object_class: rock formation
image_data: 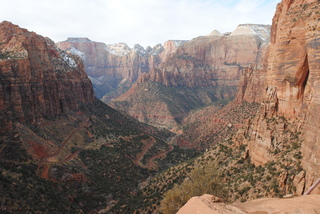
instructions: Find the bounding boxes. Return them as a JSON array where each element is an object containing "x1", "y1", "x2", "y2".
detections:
[
  {"x1": 0, "y1": 21, "x2": 94, "y2": 129},
  {"x1": 177, "y1": 194, "x2": 320, "y2": 214},
  {"x1": 56, "y1": 38, "x2": 186, "y2": 99},
  {"x1": 0, "y1": 21, "x2": 186, "y2": 213},
  {"x1": 139, "y1": 24, "x2": 270, "y2": 88},
  {"x1": 110, "y1": 24, "x2": 270, "y2": 129},
  {"x1": 237, "y1": 0, "x2": 320, "y2": 193}
]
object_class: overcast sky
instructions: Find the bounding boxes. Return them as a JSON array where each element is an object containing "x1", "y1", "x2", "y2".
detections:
[{"x1": 0, "y1": 0, "x2": 280, "y2": 48}]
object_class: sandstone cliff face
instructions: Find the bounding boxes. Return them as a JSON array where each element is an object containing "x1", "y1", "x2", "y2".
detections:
[
  {"x1": 235, "y1": 47, "x2": 269, "y2": 104},
  {"x1": 159, "y1": 40, "x2": 188, "y2": 62},
  {"x1": 0, "y1": 21, "x2": 95, "y2": 128},
  {"x1": 268, "y1": 1, "x2": 320, "y2": 190},
  {"x1": 56, "y1": 38, "x2": 186, "y2": 99},
  {"x1": 240, "y1": 0, "x2": 320, "y2": 193},
  {"x1": 110, "y1": 25, "x2": 270, "y2": 129},
  {"x1": 139, "y1": 24, "x2": 270, "y2": 89}
]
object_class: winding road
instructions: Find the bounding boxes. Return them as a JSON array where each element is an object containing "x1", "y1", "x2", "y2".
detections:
[{"x1": 134, "y1": 136, "x2": 174, "y2": 168}]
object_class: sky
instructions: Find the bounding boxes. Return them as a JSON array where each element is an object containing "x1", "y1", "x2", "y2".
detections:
[{"x1": 0, "y1": 0, "x2": 280, "y2": 48}]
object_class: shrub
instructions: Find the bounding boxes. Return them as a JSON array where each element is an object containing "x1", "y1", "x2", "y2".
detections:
[{"x1": 160, "y1": 161, "x2": 227, "y2": 214}]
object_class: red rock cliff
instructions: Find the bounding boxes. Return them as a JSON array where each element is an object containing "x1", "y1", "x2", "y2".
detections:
[
  {"x1": 139, "y1": 24, "x2": 270, "y2": 89},
  {"x1": 57, "y1": 40, "x2": 153, "y2": 81},
  {"x1": 0, "y1": 21, "x2": 95, "y2": 128},
  {"x1": 242, "y1": 0, "x2": 320, "y2": 193},
  {"x1": 110, "y1": 25, "x2": 270, "y2": 129},
  {"x1": 56, "y1": 39, "x2": 186, "y2": 99}
]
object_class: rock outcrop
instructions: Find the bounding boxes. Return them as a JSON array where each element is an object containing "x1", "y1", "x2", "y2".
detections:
[
  {"x1": 238, "y1": 0, "x2": 320, "y2": 193},
  {"x1": 0, "y1": 21, "x2": 183, "y2": 213},
  {"x1": 177, "y1": 194, "x2": 320, "y2": 214},
  {"x1": 0, "y1": 21, "x2": 94, "y2": 128},
  {"x1": 110, "y1": 24, "x2": 270, "y2": 129},
  {"x1": 139, "y1": 24, "x2": 270, "y2": 88},
  {"x1": 56, "y1": 38, "x2": 186, "y2": 99}
]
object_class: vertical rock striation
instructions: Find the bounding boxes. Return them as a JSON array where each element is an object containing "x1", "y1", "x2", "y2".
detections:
[
  {"x1": 241, "y1": 0, "x2": 320, "y2": 193},
  {"x1": 138, "y1": 24, "x2": 270, "y2": 88},
  {"x1": 110, "y1": 24, "x2": 270, "y2": 129},
  {"x1": 56, "y1": 38, "x2": 187, "y2": 100},
  {"x1": 0, "y1": 21, "x2": 95, "y2": 129}
]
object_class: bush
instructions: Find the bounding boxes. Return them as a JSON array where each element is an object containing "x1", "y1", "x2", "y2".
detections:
[{"x1": 160, "y1": 161, "x2": 227, "y2": 214}]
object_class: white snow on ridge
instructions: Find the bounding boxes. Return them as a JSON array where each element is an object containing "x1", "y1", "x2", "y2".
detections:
[
  {"x1": 59, "y1": 51, "x2": 77, "y2": 68},
  {"x1": 134, "y1": 44, "x2": 146, "y2": 56},
  {"x1": 148, "y1": 44, "x2": 164, "y2": 55},
  {"x1": 68, "y1": 47, "x2": 86, "y2": 60},
  {"x1": 173, "y1": 40, "x2": 188, "y2": 47},
  {"x1": 104, "y1": 41, "x2": 187, "y2": 57},
  {"x1": 105, "y1": 43, "x2": 131, "y2": 56},
  {"x1": 230, "y1": 24, "x2": 271, "y2": 41}
]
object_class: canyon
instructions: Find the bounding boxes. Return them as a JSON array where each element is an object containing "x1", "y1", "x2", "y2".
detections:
[
  {"x1": 1, "y1": 0, "x2": 320, "y2": 212},
  {"x1": 176, "y1": 0, "x2": 320, "y2": 212},
  {"x1": 110, "y1": 24, "x2": 271, "y2": 129},
  {"x1": 57, "y1": 38, "x2": 187, "y2": 100},
  {"x1": 0, "y1": 21, "x2": 195, "y2": 213}
]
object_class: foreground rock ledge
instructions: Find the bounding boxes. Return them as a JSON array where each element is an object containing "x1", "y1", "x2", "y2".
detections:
[{"x1": 177, "y1": 194, "x2": 320, "y2": 214}]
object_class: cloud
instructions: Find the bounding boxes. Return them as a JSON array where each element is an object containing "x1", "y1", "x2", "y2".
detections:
[{"x1": 0, "y1": 0, "x2": 280, "y2": 48}]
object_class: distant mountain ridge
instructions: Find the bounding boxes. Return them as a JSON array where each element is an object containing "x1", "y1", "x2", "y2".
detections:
[
  {"x1": 109, "y1": 24, "x2": 271, "y2": 129},
  {"x1": 57, "y1": 38, "x2": 187, "y2": 100},
  {"x1": 0, "y1": 21, "x2": 199, "y2": 213}
]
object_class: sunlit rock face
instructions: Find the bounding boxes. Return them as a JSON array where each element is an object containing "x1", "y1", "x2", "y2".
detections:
[
  {"x1": 0, "y1": 21, "x2": 94, "y2": 129},
  {"x1": 242, "y1": 0, "x2": 320, "y2": 192},
  {"x1": 139, "y1": 24, "x2": 271, "y2": 88},
  {"x1": 57, "y1": 38, "x2": 187, "y2": 100},
  {"x1": 109, "y1": 24, "x2": 270, "y2": 129},
  {"x1": 177, "y1": 194, "x2": 320, "y2": 214}
]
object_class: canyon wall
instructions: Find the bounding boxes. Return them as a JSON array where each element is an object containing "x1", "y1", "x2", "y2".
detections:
[
  {"x1": 240, "y1": 0, "x2": 320, "y2": 192},
  {"x1": 110, "y1": 24, "x2": 270, "y2": 129},
  {"x1": 0, "y1": 21, "x2": 95, "y2": 128},
  {"x1": 56, "y1": 38, "x2": 187, "y2": 99},
  {"x1": 138, "y1": 24, "x2": 270, "y2": 88}
]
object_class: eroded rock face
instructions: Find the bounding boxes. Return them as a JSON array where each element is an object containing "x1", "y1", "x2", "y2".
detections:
[
  {"x1": 242, "y1": 0, "x2": 320, "y2": 192},
  {"x1": 139, "y1": 24, "x2": 270, "y2": 88},
  {"x1": 56, "y1": 38, "x2": 186, "y2": 99},
  {"x1": 267, "y1": 0, "x2": 319, "y2": 118},
  {"x1": 159, "y1": 40, "x2": 188, "y2": 62},
  {"x1": 0, "y1": 21, "x2": 94, "y2": 128},
  {"x1": 110, "y1": 24, "x2": 270, "y2": 129}
]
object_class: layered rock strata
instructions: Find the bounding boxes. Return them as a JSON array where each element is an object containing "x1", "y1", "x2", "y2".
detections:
[
  {"x1": 239, "y1": 0, "x2": 320, "y2": 193},
  {"x1": 110, "y1": 24, "x2": 270, "y2": 129},
  {"x1": 139, "y1": 24, "x2": 270, "y2": 88},
  {"x1": 56, "y1": 38, "x2": 187, "y2": 99},
  {"x1": 0, "y1": 21, "x2": 95, "y2": 128}
]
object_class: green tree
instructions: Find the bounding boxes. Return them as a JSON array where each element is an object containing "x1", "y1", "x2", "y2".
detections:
[{"x1": 160, "y1": 161, "x2": 227, "y2": 214}]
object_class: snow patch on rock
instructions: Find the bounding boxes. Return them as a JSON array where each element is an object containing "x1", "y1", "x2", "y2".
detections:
[
  {"x1": 68, "y1": 47, "x2": 86, "y2": 60},
  {"x1": 230, "y1": 24, "x2": 271, "y2": 41},
  {"x1": 105, "y1": 43, "x2": 131, "y2": 56},
  {"x1": 173, "y1": 40, "x2": 188, "y2": 47},
  {"x1": 146, "y1": 44, "x2": 164, "y2": 55},
  {"x1": 59, "y1": 50, "x2": 77, "y2": 68},
  {"x1": 134, "y1": 44, "x2": 146, "y2": 56}
]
